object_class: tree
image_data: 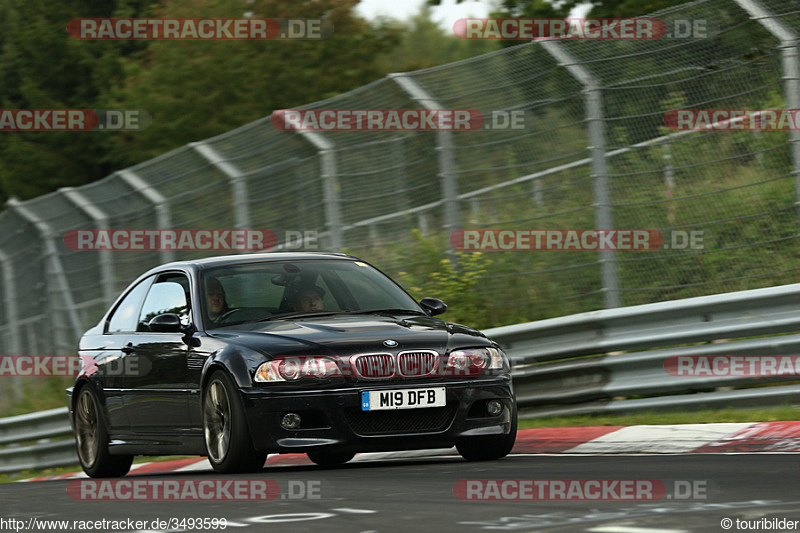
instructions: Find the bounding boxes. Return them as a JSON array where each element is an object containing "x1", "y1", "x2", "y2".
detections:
[
  {"x1": 104, "y1": 0, "x2": 402, "y2": 166},
  {"x1": 0, "y1": 0, "x2": 152, "y2": 202},
  {"x1": 0, "y1": 0, "x2": 401, "y2": 200},
  {"x1": 375, "y1": 6, "x2": 499, "y2": 73}
]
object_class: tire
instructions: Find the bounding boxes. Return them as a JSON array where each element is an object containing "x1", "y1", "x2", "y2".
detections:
[
  {"x1": 203, "y1": 371, "x2": 267, "y2": 473},
  {"x1": 73, "y1": 385, "x2": 133, "y2": 478},
  {"x1": 456, "y1": 406, "x2": 517, "y2": 461},
  {"x1": 307, "y1": 449, "x2": 356, "y2": 467}
]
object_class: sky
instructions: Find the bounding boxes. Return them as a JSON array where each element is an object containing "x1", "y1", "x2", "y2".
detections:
[
  {"x1": 355, "y1": 0, "x2": 494, "y2": 29},
  {"x1": 355, "y1": 0, "x2": 592, "y2": 30}
]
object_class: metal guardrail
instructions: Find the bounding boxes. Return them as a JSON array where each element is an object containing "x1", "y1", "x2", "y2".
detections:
[
  {"x1": 485, "y1": 282, "x2": 800, "y2": 362},
  {"x1": 0, "y1": 408, "x2": 74, "y2": 474},
  {"x1": 1, "y1": 283, "x2": 799, "y2": 473},
  {"x1": 484, "y1": 283, "x2": 800, "y2": 418}
]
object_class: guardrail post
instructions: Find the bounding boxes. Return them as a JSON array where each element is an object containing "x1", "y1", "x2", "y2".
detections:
[
  {"x1": 116, "y1": 169, "x2": 175, "y2": 264},
  {"x1": 190, "y1": 141, "x2": 251, "y2": 240},
  {"x1": 60, "y1": 187, "x2": 116, "y2": 308},
  {"x1": 7, "y1": 198, "x2": 84, "y2": 353},
  {"x1": 733, "y1": 0, "x2": 800, "y2": 230},
  {"x1": 391, "y1": 73, "x2": 461, "y2": 264},
  {"x1": 539, "y1": 41, "x2": 620, "y2": 308},
  {"x1": 296, "y1": 132, "x2": 342, "y2": 251}
]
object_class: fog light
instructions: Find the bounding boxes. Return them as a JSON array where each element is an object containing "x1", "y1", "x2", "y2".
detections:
[
  {"x1": 281, "y1": 413, "x2": 301, "y2": 429},
  {"x1": 486, "y1": 400, "x2": 503, "y2": 416}
]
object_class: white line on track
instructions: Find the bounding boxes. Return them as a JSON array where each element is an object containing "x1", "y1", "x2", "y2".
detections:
[{"x1": 588, "y1": 526, "x2": 688, "y2": 533}]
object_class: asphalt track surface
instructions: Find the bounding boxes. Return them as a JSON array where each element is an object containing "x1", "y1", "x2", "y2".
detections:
[{"x1": 3, "y1": 454, "x2": 799, "y2": 532}]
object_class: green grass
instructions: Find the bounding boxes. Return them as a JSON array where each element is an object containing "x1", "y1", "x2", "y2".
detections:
[
  {"x1": 0, "y1": 466, "x2": 77, "y2": 483},
  {"x1": 0, "y1": 455, "x2": 199, "y2": 484},
  {"x1": 518, "y1": 405, "x2": 800, "y2": 429}
]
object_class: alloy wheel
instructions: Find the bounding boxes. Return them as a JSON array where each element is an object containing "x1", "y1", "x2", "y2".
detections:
[{"x1": 204, "y1": 379, "x2": 232, "y2": 463}]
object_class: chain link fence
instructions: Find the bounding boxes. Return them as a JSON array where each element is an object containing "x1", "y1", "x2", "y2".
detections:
[{"x1": 1, "y1": 0, "x2": 799, "y2": 409}]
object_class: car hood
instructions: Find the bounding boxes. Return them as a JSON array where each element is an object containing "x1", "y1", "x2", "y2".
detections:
[{"x1": 208, "y1": 314, "x2": 490, "y2": 357}]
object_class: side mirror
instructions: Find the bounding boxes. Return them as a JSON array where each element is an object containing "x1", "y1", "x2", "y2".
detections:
[
  {"x1": 148, "y1": 313, "x2": 183, "y2": 333},
  {"x1": 419, "y1": 297, "x2": 447, "y2": 316}
]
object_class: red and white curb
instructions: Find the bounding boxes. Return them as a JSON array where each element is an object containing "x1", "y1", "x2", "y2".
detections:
[{"x1": 19, "y1": 421, "x2": 800, "y2": 482}]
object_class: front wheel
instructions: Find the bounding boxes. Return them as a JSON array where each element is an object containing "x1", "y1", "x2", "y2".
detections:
[
  {"x1": 307, "y1": 449, "x2": 356, "y2": 467},
  {"x1": 456, "y1": 408, "x2": 517, "y2": 461},
  {"x1": 73, "y1": 385, "x2": 133, "y2": 478},
  {"x1": 203, "y1": 371, "x2": 267, "y2": 473}
]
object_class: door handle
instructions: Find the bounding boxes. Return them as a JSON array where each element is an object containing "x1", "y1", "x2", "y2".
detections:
[{"x1": 121, "y1": 343, "x2": 135, "y2": 355}]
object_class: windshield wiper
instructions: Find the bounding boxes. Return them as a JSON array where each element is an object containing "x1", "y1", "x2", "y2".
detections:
[
  {"x1": 257, "y1": 308, "x2": 428, "y2": 322},
  {"x1": 257, "y1": 310, "x2": 344, "y2": 321},
  {"x1": 344, "y1": 308, "x2": 428, "y2": 317}
]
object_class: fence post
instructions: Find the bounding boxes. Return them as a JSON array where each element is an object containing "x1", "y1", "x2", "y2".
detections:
[
  {"x1": 663, "y1": 143, "x2": 676, "y2": 224},
  {"x1": 7, "y1": 198, "x2": 84, "y2": 354},
  {"x1": 60, "y1": 187, "x2": 115, "y2": 308},
  {"x1": 533, "y1": 179, "x2": 544, "y2": 209},
  {"x1": 0, "y1": 247, "x2": 23, "y2": 403},
  {"x1": 733, "y1": 0, "x2": 800, "y2": 229},
  {"x1": 190, "y1": 141, "x2": 251, "y2": 236},
  {"x1": 116, "y1": 169, "x2": 175, "y2": 264},
  {"x1": 390, "y1": 73, "x2": 461, "y2": 262},
  {"x1": 539, "y1": 40, "x2": 620, "y2": 308},
  {"x1": 296, "y1": 132, "x2": 341, "y2": 251}
]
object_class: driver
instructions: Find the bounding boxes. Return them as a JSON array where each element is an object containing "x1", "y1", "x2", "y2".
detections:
[
  {"x1": 205, "y1": 277, "x2": 230, "y2": 324},
  {"x1": 292, "y1": 286, "x2": 325, "y2": 312}
]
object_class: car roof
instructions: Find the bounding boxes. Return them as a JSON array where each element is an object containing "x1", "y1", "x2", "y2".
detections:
[{"x1": 154, "y1": 251, "x2": 360, "y2": 271}]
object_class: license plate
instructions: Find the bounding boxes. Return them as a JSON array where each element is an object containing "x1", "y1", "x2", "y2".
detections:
[{"x1": 361, "y1": 387, "x2": 446, "y2": 411}]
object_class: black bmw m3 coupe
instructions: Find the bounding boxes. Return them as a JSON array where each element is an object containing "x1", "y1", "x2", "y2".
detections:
[{"x1": 67, "y1": 252, "x2": 517, "y2": 477}]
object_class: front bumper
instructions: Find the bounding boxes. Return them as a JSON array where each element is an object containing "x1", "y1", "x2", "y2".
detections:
[{"x1": 240, "y1": 377, "x2": 515, "y2": 454}]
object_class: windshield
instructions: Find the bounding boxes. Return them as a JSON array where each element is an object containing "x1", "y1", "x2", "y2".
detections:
[{"x1": 200, "y1": 259, "x2": 422, "y2": 327}]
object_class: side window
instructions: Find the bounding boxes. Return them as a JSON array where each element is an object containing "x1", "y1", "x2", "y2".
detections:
[
  {"x1": 107, "y1": 277, "x2": 153, "y2": 333},
  {"x1": 137, "y1": 274, "x2": 191, "y2": 332}
]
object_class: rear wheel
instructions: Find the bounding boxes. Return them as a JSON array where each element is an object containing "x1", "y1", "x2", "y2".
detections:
[
  {"x1": 307, "y1": 449, "x2": 356, "y2": 467},
  {"x1": 456, "y1": 407, "x2": 517, "y2": 461},
  {"x1": 203, "y1": 371, "x2": 267, "y2": 473},
  {"x1": 74, "y1": 386, "x2": 133, "y2": 478}
]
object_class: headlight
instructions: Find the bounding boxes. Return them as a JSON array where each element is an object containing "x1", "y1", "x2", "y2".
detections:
[
  {"x1": 486, "y1": 347, "x2": 509, "y2": 370},
  {"x1": 255, "y1": 356, "x2": 341, "y2": 383},
  {"x1": 445, "y1": 347, "x2": 509, "y2": 376}
]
